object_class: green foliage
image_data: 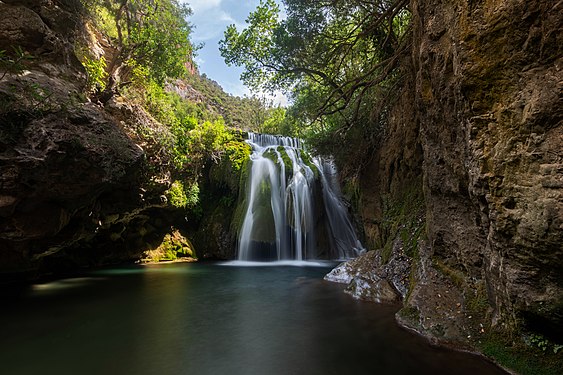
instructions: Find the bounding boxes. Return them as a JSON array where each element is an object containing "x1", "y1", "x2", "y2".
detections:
[
  {"x1": 83, "y1": 0, "x2": 194, "y2": 91},
  {"x1": 526, "y1": 334, "x2": 563, "y2": 355},
  {"x1": 144, "y1": 229, "x2": 196, "y2": 262},
  {"x1": 167, "y1": 180, "x2": 189, "y2": 208},
  {"x1": 225, "y1": 141, "x2": 252, "y2": 171},
  {"x1": 220, "y1": 0, "x2": 411, "y2": 164},
  {"x1": 189, "y1": 118, "x2": 232, "y2": 155},
  {"x1": 220, "y1": 0, "x2": 282, "y2": 90},
  {"x1": 0, "y1": 46, "x2": 34, "y2": 81},
  {"x1": 259, "y1": 107, "x2": 299, "y2": 136},
  {"x1": 184, "y1": 182, "x2": 200, "y2": 208},
  {"x1": 166, "y1": 180, "x2": 200, "y2": 209},
  {"x1": 127, "y1": 77, "x2": 245, "y2": 172},
  {"x1": 479, "y1": 332, "x2": 563, "y2": 375},
  {"x1": 183, "y1": 72, "x2": 271, "y2": 130},
  {"x1": 81, "y1": 55, "x2": 108, "y2": 91}
]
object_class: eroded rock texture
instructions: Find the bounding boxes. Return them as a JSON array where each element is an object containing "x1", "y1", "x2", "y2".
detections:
[
  {"x1": 334, "y1": 0, "x2": 562, "y2": 346},
  {"x1": 0, "y1": 1, "x2": 246, "y2": 277},
  {"x1": 413, "y1": 0, "x2": 562, "y2": 339},
  {"x1": 0, "y1": 1, "x2": 186, "y2": 277}
]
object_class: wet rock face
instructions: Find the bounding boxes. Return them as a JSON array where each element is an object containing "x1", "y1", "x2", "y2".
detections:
[
  {"x1": 192, "y1": 156, "x2": 244, "y2": 260},
  {"x1": 332, "y1": 0, "x2": 562, "y2": 347},
  {"x1": 412, "y1": 0, "x2": 562, "y2": 337},
  {"x1": 0, "y1": 1, "x2": 152, "y2": 276},
  {"x1": 325, "y1": 251, "x2": 401, "y2": 303}
]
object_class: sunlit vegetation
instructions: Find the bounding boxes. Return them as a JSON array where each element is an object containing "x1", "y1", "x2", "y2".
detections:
[
  {"x1": 83, "y1": 0, "x2": 193, "y2": 94},
  {"x1": 183, "y1": 73, "x2": 271, "y2": 131},
  {"x1": 79, "y1": 0, "x2": 273, "y2": 214},
  {"x1": 143, "y1": 228, "x2": 196, "y2": 262},
  {"x1": 0, "y1": 46, "x2": 35, "y2": 81},
  {"x1": 220, "y1": 0, "x2": 411, "y2": 164}
]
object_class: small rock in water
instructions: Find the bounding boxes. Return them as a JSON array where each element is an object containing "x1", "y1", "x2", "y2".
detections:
[{"x1": 324, "y1": 262, "x2": 354, "y2": 284}]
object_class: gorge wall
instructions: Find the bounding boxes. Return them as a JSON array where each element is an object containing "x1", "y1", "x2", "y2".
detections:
[
  {"x1": 338, "y1": 0, "x2": 562, "y2": 352},
  {"x1": 0, "y1": 0, "x2": 242, "y2": 280},
  {"x1": 414, "y1": 0, "x2": 562, "y2": 340}
]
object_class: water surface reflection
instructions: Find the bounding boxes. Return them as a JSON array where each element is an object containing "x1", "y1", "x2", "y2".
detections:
[{"x1": 0, "y1": 263, "x2": 506, "y2": 375}]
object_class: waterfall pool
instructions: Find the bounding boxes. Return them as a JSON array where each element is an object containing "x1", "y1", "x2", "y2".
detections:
[{"x1": 0, "y1": 262, "x2": 506, "y2": 375}]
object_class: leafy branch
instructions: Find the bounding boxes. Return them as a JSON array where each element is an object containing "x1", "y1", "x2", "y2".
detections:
[
  {"x1": 219, "y1": 0, "x2": 411, "y2": 128},
  {"x1": 0, "y1": 46, "x2": 34, "y2": 81}
]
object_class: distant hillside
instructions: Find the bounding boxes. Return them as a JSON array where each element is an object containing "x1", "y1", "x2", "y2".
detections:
[{"x1": 168, "y1": 72, "x2": 268, "y2": 131}]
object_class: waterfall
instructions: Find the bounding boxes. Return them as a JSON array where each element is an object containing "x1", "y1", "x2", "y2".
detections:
[{"x1": 237, "y1": 133, "x2": 363, "y2": 261}]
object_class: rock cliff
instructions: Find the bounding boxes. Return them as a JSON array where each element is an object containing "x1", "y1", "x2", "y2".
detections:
[
  {"x1": 335, "y1": 0, "x2": 562, "y2": 355},
  {"x1": 0, "y1": 0, "x2": 243, "y2": 279},
  {"x1": 0, "y1": 1, "x2": 140, "y2": 276}
]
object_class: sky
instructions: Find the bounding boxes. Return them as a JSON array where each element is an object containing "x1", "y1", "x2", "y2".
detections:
[{"x1": 182, "y1": 0, "x2": 288, "y2": 106}]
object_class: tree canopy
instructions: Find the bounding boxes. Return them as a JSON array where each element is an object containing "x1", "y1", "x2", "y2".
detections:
[
  {"x1": 220, "y1": 0, "x2": 410, "y2": 159},
  {"x1": 84, "y1": 0, "x2": 194, "y2": 96}
]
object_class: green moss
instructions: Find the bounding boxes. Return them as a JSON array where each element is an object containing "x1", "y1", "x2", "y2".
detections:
[
  {"x1": 466, "y1": 281, "x2": 490, "y2": 318},
  {"x1": 143, "y1": 229, "x2": 196, "y2": 262},
  {"x1": 231, "y1": 158, "x2": 251, "y2": 234},
  {"x1": 431, "y1": 262, "x2": 563, "y2": 374},
  {"x1": 342, "y1": 175, "x2": 361, "y2": 212},
  {"x1": 434, "y1": 260, "x2": 466, "y2": 289},
  {"x1": 276, "y1": 146, "x2": 293, "y2": 175},
  {"x1": 238, "y1": 157, "x2": 251, "y2": 193},
  {"x1": 398, "y1": 305, "x2": 421, "y2": 325},
  {"x1": 380, "y1": 179, "x2": 425, "y2": 264},
  {"x1": 299, "y1": 149, "x2": 320, "y2": 178},
  {"x1": 262, "y1": 148, "x2": 279, "y2": 164},
  {"x1": 381, "y1": 240, "x2": 393, "y2": 264},
  {"x1": 478, "y1": 332, "x2": 563, "y2": 375}
]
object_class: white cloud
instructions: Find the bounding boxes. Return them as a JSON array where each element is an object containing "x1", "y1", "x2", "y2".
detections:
[
  {"x1": 223, "y1": 81, "x2": 251, "y2": 98},
  {"x1": 184, "y1": 0, "x2": 222, "y2": 13},
  {"x1": 194, "y1": 56, "x2": 205, "y2": 66},
  {"x1": 191, "y1": 10, "x2": 240, "y2": 42},
  {"x1": 262, "y1": 90, "x2": 289, "y2": 107}
]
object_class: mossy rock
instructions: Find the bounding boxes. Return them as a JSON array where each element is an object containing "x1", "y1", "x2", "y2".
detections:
[
  {"x1": 298, "y1": 149, "x2": 320, "y2": 178},
  {"x1": 142, "y1": 229, "x2": 196, "y2": 262},
  {"x1": 276, "y1": 146, "x2": 293, "y2": 176},
  {"x1": 380, "y1": 178, "x2": 426, "y2": 264}
]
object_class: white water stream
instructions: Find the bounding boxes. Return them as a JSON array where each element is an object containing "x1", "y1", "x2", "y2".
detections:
[{"x1": 237, "y1": 133, "x2": 363, "y2": 261}]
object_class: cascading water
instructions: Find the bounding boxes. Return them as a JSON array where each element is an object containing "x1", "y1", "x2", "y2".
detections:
[{"x1": 237, "y1": 133, "x2": 364, "y2": 261}]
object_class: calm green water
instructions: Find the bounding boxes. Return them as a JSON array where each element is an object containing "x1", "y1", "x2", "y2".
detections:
[{"x1": 0, "y1": 262, "x2": 506, "y2": 375}]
